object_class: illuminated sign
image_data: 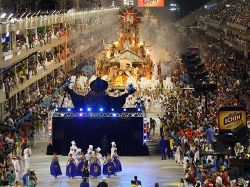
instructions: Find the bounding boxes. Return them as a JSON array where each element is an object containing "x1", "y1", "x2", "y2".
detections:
[
  {"x1": 218, "y1": 108, "x2": 247, "y2": 131},
  {"x1": 138, "y1": 0, "x2": 164, "y2": 7}
]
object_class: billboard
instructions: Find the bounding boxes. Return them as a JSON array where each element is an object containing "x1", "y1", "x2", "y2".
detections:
[
  {"x1": 218, "y1": 107, "x2": 247, "y2": 131},
  {"x1": 138, "y1": 0, "x2": 164, "y2": 7}
]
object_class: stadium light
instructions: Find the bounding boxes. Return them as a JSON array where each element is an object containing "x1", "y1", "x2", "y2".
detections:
[
  {"x1": 111, "y1": 108, "x2": 114, "y2": 111},
  {"x1": 0, "y1": 13, "x2": 6, "y2": 19},
  {"x1": 87, "y1": 107, "x2": 91, "y2": 112},
  {"x1": 55, "y1": 108, "x2": 58, "y2": 112},
  {"x1": 99, "y1": 108, "x2": 104, "y2": 112},
  {"x1": 51, "y1": 10, "x2": 57, "y2": 15},
  {"x1": 7, "y1": 14, "x2": 13, "y2": 19},
  {"x1": 137, "y1": 108, "x2": 141, "y2": 112},
  {"x1": 20, "y1": 12, "x2": 26, "y2": 19},
  {"x1": 123, "y1": 108, "x2": 127, "y2": 111},
  {"x1": 112, "y1": 113, "x2": 117, "y2": 117},
  {"x1": 67, "y1": 108, "x2": 71, "y2": 112},
  {"x1": 26, "y1": 12, "x2": 31, "y2": 19},
  {"x1": 36, "y1": 11, "x2": 41, "y2": 17},
  {"x1": 79, "y1": 108, "x2": 83, "y2": 112}
]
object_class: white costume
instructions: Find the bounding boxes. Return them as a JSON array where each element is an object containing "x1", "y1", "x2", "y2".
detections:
[
  {"x1": 70, "y1": 141, "x2": 78, "y2": 150},
  {"x1": 175, "y1": 145, "x2": 181, "y2": 164},
  {"x1": 85, "y1": 145, "x2": 94, "y2": 161},
  {"x1": 95, "y1": 147, "x2": 103, "y2": 165},
  {"x1": 12, "y1": 158, "x2": 21, "y2": 182},
  {"x1": 69, "y1": 140, "x2": 78, "y2": 156},
  {"x1": 23, "y1": 147, "x2": 32, "y2": 169},
  {"x1": 111, "y1": 142, "x2": 117, "y2": 157}
]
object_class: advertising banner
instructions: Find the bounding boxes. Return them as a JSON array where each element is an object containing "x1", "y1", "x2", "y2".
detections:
[
  {"x1": 218, "y1": 109, "x2": 247, "y2": 131},
  {"x1": 138, "y1": 0, "x2": 164, "y2": 7}
]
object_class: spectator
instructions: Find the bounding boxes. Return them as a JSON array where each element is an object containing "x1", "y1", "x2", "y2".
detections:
[
  {"x1": 97, "y1": 177, "x2": 108, "y2": 187},
  {"x1": 80, "y1": 178, "x2": 89, "y2": 187}
]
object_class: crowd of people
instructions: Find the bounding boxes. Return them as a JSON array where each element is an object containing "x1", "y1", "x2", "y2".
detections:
[{"x1": 155, "y1": 14, "x2": 250, "y2": 187}]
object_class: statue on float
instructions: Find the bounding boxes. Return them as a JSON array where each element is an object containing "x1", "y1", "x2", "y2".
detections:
[{"x1": 65, "y1": 77, "x2": 136, "y2": 109}]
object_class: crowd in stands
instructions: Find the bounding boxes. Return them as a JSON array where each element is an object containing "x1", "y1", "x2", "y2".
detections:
[
  {"x1": 155, "y1": 17, "x2": 250, "y2": 186},
  {"x1": 207, "y1": 0, "x2": 249, "y2": 27}
]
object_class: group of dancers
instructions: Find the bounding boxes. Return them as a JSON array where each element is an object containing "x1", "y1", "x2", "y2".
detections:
[{"x1": 50, "y1": 141, "x2": 122, "y2": 179}]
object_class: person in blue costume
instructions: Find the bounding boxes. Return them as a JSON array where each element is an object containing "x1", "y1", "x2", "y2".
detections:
[
  {"x1": 90, "y1": 154, "x2": 101, "y2": 178},
  {"x1": 103, "y1": 154, "x2": 115, "y2": 178},
  {"x1": 77, "y1": 154, "x2": 86, "y2": 176},
  {"x1": 112, "y1": 150, "x2": 122, "y2": 173},
  {"x1": 66, "y1": 154, "x2": 77, "y2": 179},
  {"x1": 50, "y1": 153, "x2": 62, "y2": 178},
  {"x1": 80, "y1": 177, "x2": 90, "y2": 187}
]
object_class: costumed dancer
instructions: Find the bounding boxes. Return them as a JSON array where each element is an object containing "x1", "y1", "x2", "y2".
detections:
[
  {"x1": 68, "y1": 141, "x2": 78, "y2": 156},
  {"x1": 69, "y1": 141, "x2": 78, "y2": 152},
  {"x1": 103, "y1": 154, "x2": 115, "y2": 178},
  {"x1": 50, "y1": 153, "x2": 62, "y2": 178},
  {"x1": 95, "y1": 147, "x2": 103, "y2": 165},
  {"x1": 81, "y1": 161, "x2": 90, "y2": 179},
  {"x1": 23, "y1": 145, "x2": 32, "y2": 169},
  {"x1": 12, "y1": 156, "x2": 21, "y2": 183},
  {"x1": 85, "y1": 145, "x2": 94, "y2": 161},
  {"x1": 112, "y1": 150, "x2": 122, "y2": 173},
  {"x1": 66, "y1": 154, "x2": 77, "y2": 179},
  {"x1": 111, "y1": 142, "x2": 117, "y2": 157},
  {"x1": 77, "y1": 150, "x2": 86, "y2": 176},
  {"x1": 90, "y1": 153, "x2": 101, "y2": 178}
]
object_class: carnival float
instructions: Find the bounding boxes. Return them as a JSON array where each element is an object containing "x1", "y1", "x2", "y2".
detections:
[{"x1": 95, "y1": 7, "x2": 154, "y2": 89}]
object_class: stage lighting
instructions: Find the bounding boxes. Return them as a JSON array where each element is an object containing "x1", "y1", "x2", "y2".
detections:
[
  {"x1": 60, "y1": 113, "x2": 65, "y2": 117},
  {"x1": 99, "y1": 108, "x2": 104, "y2": 112},
  {"x1": 144, "y1": 133, "x2": 147, "y2": 136},
  {"x1": 123, "y1": 108, "x2": 127, "y2": 111},
  {"x1": 137, "y1": 108, "x2": 141, "y2": 112},
  {"x1": 87, "y1": 108, "x2": 91, "y2": 112},
  {"x1": 143, "y1": 139, "x2": 147, "y2": 143},
  {"x1": 111, "y1": 108, "x2": 114, "y2": 111},
  {"x1": 79, "y1": 113, "x2": 83, "y2": 117},
  {"x1": 55, "y1": 108, "x2": 58, "y2": 112},
  {"x1": 112, "y1": 113, "x2": 117, "y2": 117},
  {"x1": 80, "y1": 108, "x2": 83, "y2": 112},
  {"x1": 67, "y1": 108, "x2": 71, "y2": 112}
]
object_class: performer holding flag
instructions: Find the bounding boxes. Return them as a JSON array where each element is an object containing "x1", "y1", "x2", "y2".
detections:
[{"x1": 50, "y1": 153, "x2": 62, "y2": 178}]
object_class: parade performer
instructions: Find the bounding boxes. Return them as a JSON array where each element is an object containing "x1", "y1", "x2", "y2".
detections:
[
  {"x1": 85, "y1": 145, "x2": 94, "y2": 161},
  {"x1": 66, "y1": 154, "x2": 77, "y2": 179},
  {"x1": 111, "y1": 142, "x2": 117, "y2": 157},
  {"x1": 95, "y1": 147, "x2": 103, "y2": 165},
  {"x1": 50, "y1": 153, "x2": 62, "y2": 178},
  {"x1": 95, "y1": 147, "x2": 103, "y2": 160},
  {"x1": 69, "y1": 141, "x2": 78, "y2": 152},
  {"x1": 81, "y1": 161, "x2": 90, "y2": 179},
  {"x1": 77, "y1": 150, "x2": 86, "y2": 176},
  {"x1": 103, "y1": 154, "x2": 115, "y2": 178},
  {"x1": 23, "y1": 145, "x2": 32, "y2": 169},
  {"x1": 12, "y1": 156, "x2": 21, "y2": 183},
  {"x1": 112, "y1": 150, "x2": 122, "y2": 173},
  {"x1": 90, "y1": 154, "x2": 101, "y2": 178},
  {"x1": 77, "y1": 159, "x2": 86, "y2": 176},
  {"x1": 159, "y1": 137, "x2": 167, "y2": 160}
]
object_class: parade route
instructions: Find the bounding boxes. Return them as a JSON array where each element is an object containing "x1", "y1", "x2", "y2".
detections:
[{"x1": 30, "y1": 138, "x2": 183, "y2": 187}]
